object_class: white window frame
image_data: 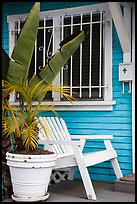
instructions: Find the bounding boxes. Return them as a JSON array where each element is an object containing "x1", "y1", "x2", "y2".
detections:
[{"x1": 7, "y1": 3, "x2": 116, "y2": 111}]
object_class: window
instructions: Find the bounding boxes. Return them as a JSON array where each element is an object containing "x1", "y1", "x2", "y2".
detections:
[{"x1": 7, "y1": 3, "x2": 115, "y2": 110}]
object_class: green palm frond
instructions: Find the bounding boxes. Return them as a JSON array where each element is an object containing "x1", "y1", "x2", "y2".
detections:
[
  {"x1": 3, "y1": 80, "x2": 26, "y2": 100},
  {"x1": 37, "y1": 118, "x2": 53, "y2": 140},
  {"x1": 2, "y1": 97, "x2": 21, "y2": 137},
  {"x1": 33, "y1": 103, "x2": 57, "y2": 119},
  {"x1": 43, "y1": 84, "x2": 76, "y2": 102},
  {"x1": 30, "y1": 79, "x2": 47, "y2": 100},
  {"x1": 21, "y1": 119, "x2": 38, "y2": 151},
  {"x1": 2, "y1": 77, "x2": 77, "y2": 151},
  {"x1": 2, "y1": 115, "x2": 14, "y2": 139}
]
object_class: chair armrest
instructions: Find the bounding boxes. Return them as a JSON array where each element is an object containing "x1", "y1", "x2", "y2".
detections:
[
  {"x1": 38, "y1": 139, "x2": 81, "y2": 146},
  {"x1": 70, "y1": 135, "x2": 113, "y2": 140}
]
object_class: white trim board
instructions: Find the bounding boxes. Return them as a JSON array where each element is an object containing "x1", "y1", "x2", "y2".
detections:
[
  {"x1": 10, "y1": 100, "x2": 116, "y2": 111},
  {"x1": 108, "y1": 2, "x2": 131, "y2": 54}
]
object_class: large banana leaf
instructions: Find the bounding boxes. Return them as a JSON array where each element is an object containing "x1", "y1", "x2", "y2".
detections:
[
  {"x1": 28, "y1": 30, "x2": 87, "y2": 97},
  {"x1": 5, "y1": 2, "x2": 40, "y2": 83},
  {"x1": 3, "y1": 1, "x2": 87, "y2": 102}
]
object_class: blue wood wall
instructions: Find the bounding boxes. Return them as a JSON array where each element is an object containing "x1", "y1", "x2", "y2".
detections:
[{"x1": 2, "y1": 2, "x2": 132, "y2": 182}]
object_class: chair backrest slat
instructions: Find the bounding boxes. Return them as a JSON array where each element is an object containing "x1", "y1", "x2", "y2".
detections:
[
  {"x1": 37, "y1": 117, "x2": 74, "y2": 155},
  {"x1": 54, "y1": 117, "x2": 73, "y2": 153},
  {"x1": 46, "y1": 117, "x2": 65, "y2": 154},
  {"x1": 50, "y1": 117, "x2": 70, "y2": 153},
  {"x1": 38, "y1": 117, "x2": 61, "y2": 154}
]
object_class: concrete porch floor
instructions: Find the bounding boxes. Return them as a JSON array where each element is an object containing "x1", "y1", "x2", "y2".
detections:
[{"x1": 2, "y1": 179, "x2": 135, "y2": 202}]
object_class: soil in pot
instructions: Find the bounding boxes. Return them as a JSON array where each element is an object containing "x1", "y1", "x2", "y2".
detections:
[{"x1": 9, "y1": 147, "x2": 54, "y2": 155}]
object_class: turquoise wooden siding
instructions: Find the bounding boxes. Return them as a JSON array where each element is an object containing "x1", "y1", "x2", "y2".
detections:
[{"x1": 2, "y1": 2, "x2": 132, "y2": 182}]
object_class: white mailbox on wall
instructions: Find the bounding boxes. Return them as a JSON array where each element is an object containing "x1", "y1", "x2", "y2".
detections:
[
  {"x1": 119, "y1": 63, "x2": 133, "y2": 93},
  {"x1": 119, "y1": 63, "x2": 133, "y2": 82}
]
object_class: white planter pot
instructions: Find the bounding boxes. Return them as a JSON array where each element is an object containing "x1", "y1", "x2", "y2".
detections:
[{"x1": 6, "y1": 151, "x2": 57, "y2": 202}]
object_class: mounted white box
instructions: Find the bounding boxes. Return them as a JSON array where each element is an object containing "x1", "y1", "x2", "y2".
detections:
[{"x1": 119, "y1": 63, "x2": 133, "y2": 81}]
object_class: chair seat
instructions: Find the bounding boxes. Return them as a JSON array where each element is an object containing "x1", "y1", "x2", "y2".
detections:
[
  {"x1": 54, "y1": 155, "x2": 77, "y2": 169},
  {"x1": 57, "y1": 152, "x2": 74, "y2": 159}
]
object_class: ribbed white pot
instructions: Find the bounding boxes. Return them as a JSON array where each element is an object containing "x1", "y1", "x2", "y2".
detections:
[{"x1": 6, "y1": 151, "x2": 57, "y2": 202}]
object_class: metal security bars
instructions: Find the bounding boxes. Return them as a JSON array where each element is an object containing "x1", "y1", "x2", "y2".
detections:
[
  {"x1": 59, "y1": 11, "x2": 106, "y2": 100},
  {"x1": 14, "y1": 10, "x2": 108, "y2": 101}
]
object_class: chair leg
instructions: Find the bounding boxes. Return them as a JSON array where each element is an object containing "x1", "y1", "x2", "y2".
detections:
[
  {"x1": 73, "y1": 146, "x2": 97, "y2": 200},
  {"x1": 104, "y1": 140, "x2": 123, "y2": 179},
  {"x1": 78, "y1": 165, "x2": 97, "y2": 200},
  {"x1": 111, "y1": 158, "x2": 123, "y2": 179}
]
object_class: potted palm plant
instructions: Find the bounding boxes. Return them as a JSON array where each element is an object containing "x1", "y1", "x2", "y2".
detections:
[
  {"x1": 2, "y1": 79, "x2": 73, "y2": 202},
  {"x1": 2, "y1": 2, "x2": 87, "y2": 202}
]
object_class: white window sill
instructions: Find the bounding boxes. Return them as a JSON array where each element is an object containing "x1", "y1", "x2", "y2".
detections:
[{"x1": 10, "y1": 100, "x2": 116, "y2": 111}]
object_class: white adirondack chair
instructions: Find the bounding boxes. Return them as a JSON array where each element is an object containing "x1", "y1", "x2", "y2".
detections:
[{"x1": 37, "y1": 116, "x2": 123, "y2": 200}]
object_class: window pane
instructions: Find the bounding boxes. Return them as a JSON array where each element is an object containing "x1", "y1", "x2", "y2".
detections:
[{"x1": 62, "y1": 13, "x2": 103, "y2": 100}]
